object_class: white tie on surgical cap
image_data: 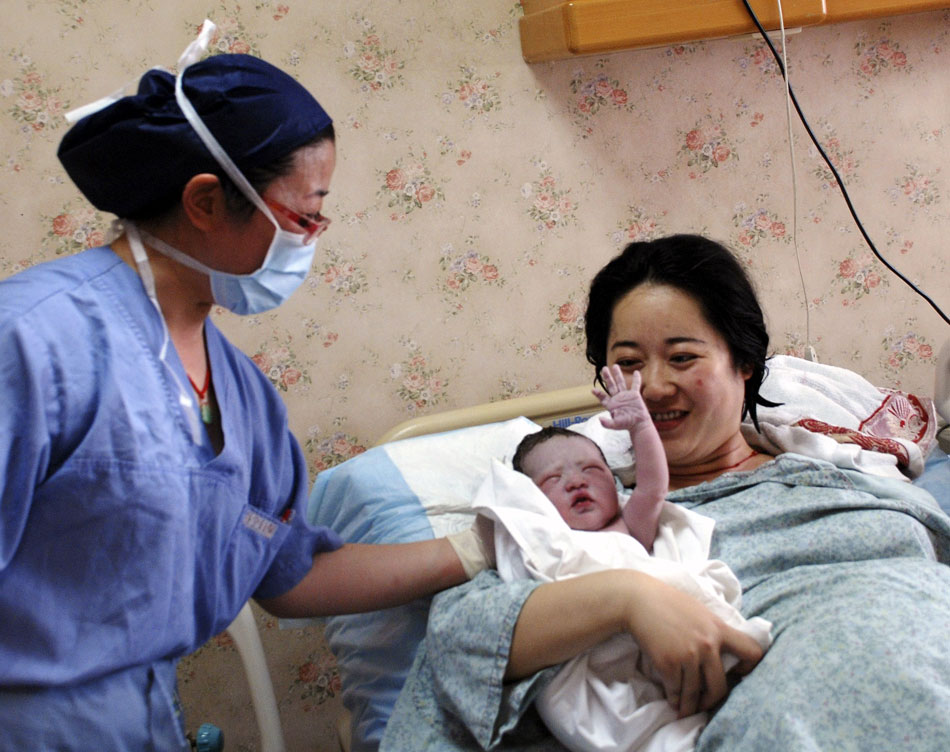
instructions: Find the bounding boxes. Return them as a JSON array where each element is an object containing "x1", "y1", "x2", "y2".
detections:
[{"x1": 176, "y1": 19, "x2": 217, "y2": 70}]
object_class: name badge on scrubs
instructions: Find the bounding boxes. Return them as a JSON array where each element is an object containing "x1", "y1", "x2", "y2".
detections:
[{"x1": 242, "y1": 508, "x2": 279, "y2": 539}]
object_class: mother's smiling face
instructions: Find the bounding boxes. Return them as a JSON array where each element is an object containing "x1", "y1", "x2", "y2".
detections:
[
  {"x1": 585, "y1": 235, "x2": 774, "y2": 442},
  {"x1": 584, "y1": 235, "x2": 777, "y2": 486},
  {"x1": 606, "y1": 283, "x2": 752, "y2": 474}
]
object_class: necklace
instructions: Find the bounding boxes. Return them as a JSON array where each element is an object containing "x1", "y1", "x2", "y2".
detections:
[
  {"x1": 669, "y1": 449, "x2": 764, "y2": 490},
  {"x1": 721, "y1": 449, "x2": 759, "y2": 472},
  {"x1": 187, "y1": 370, "x2": 214, "y2": 425}
]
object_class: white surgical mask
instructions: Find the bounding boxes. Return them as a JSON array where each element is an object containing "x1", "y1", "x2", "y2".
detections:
[
  {"x1": 208, "y1": 227, "x2": 316, "y2": 315},
  {"x1": 134, "y1": 223, "x2": 318, "y2": 316}
]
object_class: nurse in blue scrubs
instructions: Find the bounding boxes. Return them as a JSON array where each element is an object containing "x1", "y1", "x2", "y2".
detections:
[{"x1": 0, "y1": 27, "x2": 484, "y2": 750}]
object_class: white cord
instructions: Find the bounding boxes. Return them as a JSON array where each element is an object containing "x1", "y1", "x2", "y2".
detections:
[{"x1": 775, "y1": 0, "x2": 818, "y2": 362}]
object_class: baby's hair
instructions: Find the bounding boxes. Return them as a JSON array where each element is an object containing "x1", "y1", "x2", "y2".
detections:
[{"x1": 512, "y1": 426, "x2": 608, "y2": 473}]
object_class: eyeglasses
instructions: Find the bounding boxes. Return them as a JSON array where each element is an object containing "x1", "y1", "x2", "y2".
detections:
[{"x1": 264, "y1": 198, "x2": 331, "y2": 243}]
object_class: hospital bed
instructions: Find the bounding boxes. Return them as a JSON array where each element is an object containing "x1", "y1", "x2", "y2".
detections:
[{"x1": 230, "y1": 352, "x2": 950, "y2": 752}]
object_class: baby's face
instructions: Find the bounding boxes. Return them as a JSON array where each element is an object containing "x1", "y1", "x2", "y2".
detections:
[{"x1": 520, "y1": 435, "x2": 620, "y2": 531}]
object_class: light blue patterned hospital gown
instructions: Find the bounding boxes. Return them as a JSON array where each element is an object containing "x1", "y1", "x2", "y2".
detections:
[{"x1": 381, "y1": 454, "x2": 950, "y2": 751}]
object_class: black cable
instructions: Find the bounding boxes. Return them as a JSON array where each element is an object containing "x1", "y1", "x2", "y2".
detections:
[{"x1": 740, "y1": 0, "x2": 950, "y2": 326}]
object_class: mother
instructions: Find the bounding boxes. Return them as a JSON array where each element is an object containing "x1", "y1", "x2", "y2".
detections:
[{"x1": 382, "y1": 234, "x2": 950, "y2": 751}]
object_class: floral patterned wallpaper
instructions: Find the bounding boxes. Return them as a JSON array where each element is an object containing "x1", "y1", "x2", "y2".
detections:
[{"x1": 2, "y1": 1, "x2": 948, "y2": 749}]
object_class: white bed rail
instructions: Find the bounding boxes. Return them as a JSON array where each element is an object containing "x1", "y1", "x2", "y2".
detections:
[
  {"x1": 225, "y1": 601, "x2": 286, "y2": 752},
  {"x1": 376, "y1": 384, "x2": 600, "y2": 445}
]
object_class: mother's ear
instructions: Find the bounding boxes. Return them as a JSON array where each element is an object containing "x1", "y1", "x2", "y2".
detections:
[{"x1": 180, "y1": 174, "x2": 226, "y2": 232}]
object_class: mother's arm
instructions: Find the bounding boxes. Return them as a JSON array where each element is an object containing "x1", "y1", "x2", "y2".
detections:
[{"x1": 508, "y1": 569, "x2": 764, "y2": 717}]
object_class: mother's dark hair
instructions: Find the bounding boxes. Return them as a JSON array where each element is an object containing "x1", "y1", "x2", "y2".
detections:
[{"x1": 584, "y1": 234, "x2": 778, "y2": 431}]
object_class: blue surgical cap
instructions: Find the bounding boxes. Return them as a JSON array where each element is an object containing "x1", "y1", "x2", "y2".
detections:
[{"x1": 57, "y1": 54, "x2": 333, "y2": 218}]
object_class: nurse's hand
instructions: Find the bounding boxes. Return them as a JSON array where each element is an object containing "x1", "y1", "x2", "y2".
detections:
[{"x1": 446, "y1": 514, "x2": 495, "y2": 579}]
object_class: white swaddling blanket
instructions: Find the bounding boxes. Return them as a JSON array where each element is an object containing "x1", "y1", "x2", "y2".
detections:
[{"x1": 473, "y1": 460, "x2": 772, "y2": 752}]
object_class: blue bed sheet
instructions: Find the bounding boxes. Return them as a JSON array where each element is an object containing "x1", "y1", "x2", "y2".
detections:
[{"x1": 914, "y1": 443, "x2": 950, "y2": 514}]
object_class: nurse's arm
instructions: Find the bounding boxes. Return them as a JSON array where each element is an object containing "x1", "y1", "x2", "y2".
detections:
[{"x1": 257, "y1": 539, "x2": 467, "y2": 618}]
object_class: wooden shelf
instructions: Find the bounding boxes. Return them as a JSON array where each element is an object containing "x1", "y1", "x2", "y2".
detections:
[{"x1": 519, "y1": 0, "x2": 949, "y2": 62}]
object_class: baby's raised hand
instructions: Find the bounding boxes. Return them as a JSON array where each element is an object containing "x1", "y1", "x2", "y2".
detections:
[
  {"x1": 595, "y1": 366, "x2": 668, "y2": 550},
  {"x1": 593, "y1": 365, "x2": 651, "y2": 433}
]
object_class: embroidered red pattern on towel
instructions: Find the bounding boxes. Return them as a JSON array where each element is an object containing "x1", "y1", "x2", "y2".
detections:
[
  {"x1": 860, "y1": 390, "x2": 935, "y2": 446},
  {"x1": 795, "y1": 419, "x2": 909, "y2": 468}
]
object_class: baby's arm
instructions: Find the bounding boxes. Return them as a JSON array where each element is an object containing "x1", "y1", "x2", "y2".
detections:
[{"x1": 594, "y1": 365, "x2": 668, "y2": 551}]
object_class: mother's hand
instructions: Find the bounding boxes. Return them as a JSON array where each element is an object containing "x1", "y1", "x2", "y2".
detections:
[
  {"x1": 506, "y1": 570, "x2": 763, "y2": 717},
  {"x1": 620, "y1": 572, "x2": 762, "y2": 717}
]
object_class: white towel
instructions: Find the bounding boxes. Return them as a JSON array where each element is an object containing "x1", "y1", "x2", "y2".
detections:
[
  {"x1": 745, "y1": 355, "x2": 936, "y2": 480},
  {"x1": 474, "y1": 460, "x2": 772, "y2": 752}
]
